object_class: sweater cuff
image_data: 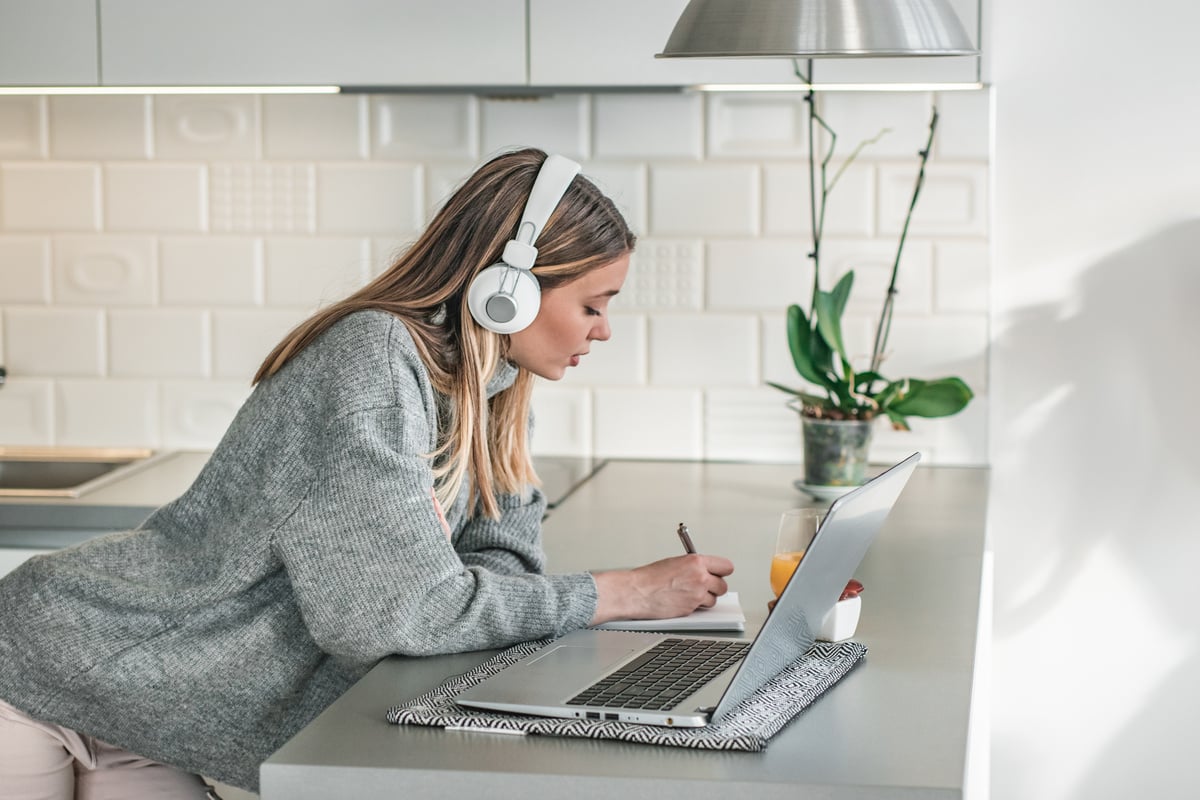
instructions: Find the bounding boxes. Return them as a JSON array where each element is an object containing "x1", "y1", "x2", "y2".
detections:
[{"x1": 551, "y1": 572, "x2": 599, "y2": 634}]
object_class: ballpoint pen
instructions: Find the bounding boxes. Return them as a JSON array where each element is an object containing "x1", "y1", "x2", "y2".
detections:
[{"x1": 676, "y1": 522, "x2": 697, "y2": 554}]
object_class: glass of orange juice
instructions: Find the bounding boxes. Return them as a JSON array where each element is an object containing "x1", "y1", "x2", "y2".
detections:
[{"x1": 771, "y1": 508, "x2": 825, "y2": 597}]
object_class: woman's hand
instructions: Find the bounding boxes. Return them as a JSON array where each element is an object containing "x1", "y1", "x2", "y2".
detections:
[{"x1": 589, "y1": 554, "x2": 734, "y2": 625}]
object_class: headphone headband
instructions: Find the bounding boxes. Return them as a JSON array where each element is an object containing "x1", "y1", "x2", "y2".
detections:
[{"x1": 467, "y1": 154, "x2": 582, "y2": 334}]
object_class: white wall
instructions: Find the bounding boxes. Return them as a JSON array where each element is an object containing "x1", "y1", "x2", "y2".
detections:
[
  {"x1": 990, "y1": 0, "x2": 1200, "y2": 797},
  {"x1": 0, "y1": 89, "x2": 990, "y2": 467}
]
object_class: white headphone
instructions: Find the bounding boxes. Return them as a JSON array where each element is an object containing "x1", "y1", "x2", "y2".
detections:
[{"x1": 467, "y1": 154, "x2": 582, "y2": 334}]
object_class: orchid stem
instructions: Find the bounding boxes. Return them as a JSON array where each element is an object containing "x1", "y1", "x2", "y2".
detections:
[{"x1": 868, "y1": 107, "x2": 938, "y2": 385}]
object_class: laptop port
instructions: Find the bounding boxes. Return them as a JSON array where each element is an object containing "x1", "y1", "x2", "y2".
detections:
[
  {"x1": 605, "y1": 713, "x2": 619, "y2": 721},
  {"x1": 586, "y1": 712, "x2": 600, "y2": 720}
]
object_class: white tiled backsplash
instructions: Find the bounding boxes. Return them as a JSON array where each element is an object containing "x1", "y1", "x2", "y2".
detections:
[{"x1": 0, "y1": 90, "x2": 991, "y2": 465}]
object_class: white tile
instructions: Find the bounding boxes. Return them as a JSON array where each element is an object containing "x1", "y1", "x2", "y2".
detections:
[
  {"x1": 104, "y1": 163, "x2": 206, "y2": 233},
  {"x1": 648, "y1": 314, "x2": 758, "y2": 386},
  {"x1": 621, "y1": 239, "x2": 703, "y2": 311},
  {"x1": 160, "y1": 237, "x2": 262, "y2": 306},
  {"x1": 210, "y1": 163, "x2": 316, "y2": 234},
  {"x1": 707, "y1": 93, "x2": 809, "y2": 158},
  {"x1": 649, "y1": 164, "x2": 759, "y2": 236},
  {"x1": 263, "y1": 237, "x2": 371, "y2": 307},
  {"x1": 161, "y1": 380, "x2": 251, "y2": 449},
  {"x1": 928, "y1": 396, "x2": 988, "y2": 465},
  {"x1": 425, "y1": 161, "x2": 479, "y2": 219},
  {"x1": 868, "y1": 399, "x2": 988, "y2": 467},
  {"x1": 55, "y1": 379, "x2": 158, "y2": 447},
  {"x1": 109, "y1": 310, "x2": 208, "y2": 378},
  {"x1": 3, "y1": 308, "x2": 104, "y2": 376},
  {"x1": 52, "y1": 236, "x2": 156, "y2": 305},
  {"x1": 211, "y1": 309, "x2": 307, "y2": 380},
  {"x1": 263, "y1": 95, "x2": 366, "y2": 159},
  {"x1": 480, "y1": 95, "x2": 590, "y2": 161},
  {"x1": 154, "y1": 95, "x2": 258, "y2": 160},
  {"x1": 0, "y1": 97, "x2": 47, "y2": 158},
  {"x1": 370, "y1": 237, "x2": 410, "y2": 277},
  {"x1": 761, "y1": 312, "x2": 800, "y2": 389},
  {"x1": 529, "y1": 384, "x2": 592, "y2": 457},
  {"x1": 316, "y1": 163, "x2": 423, "y2": 235},
  {"x1": 560, "y1": 313, "x2": 646, "y2": 386},
  {"x1": 933, "y1": 89, "x2": 991, "y2": 159},
  {"x1": 819, "y1": 238, "x2": 935, "y2": 315},
  {"x1": 0, "y1": 163, "x2": 100, "y2": 231},
  {"x1": 593, "y1": 388, "x2": 702, "y2": 459},
  {"x1": 581, "y1": 163, "x2": 647, "y2": 236},
  {"x1": 0, "y1": 237, "x2": 51, "y2": 303},
  {"x1": 707, "y1": 239, "x2": 810, "y2": 310},
  {"x1": 817, "y1": 92, "x2": 936, "y2": 159},
  {"x1": 593, "y1": 94, "x2": 702, "y2": 159},
  {"x1": 879, "y1": 162, "x2": 988, "y2": 237},
  {"x1": 371, "y1": 95, "x2": 478, "y2": 159},
  {"x1": 705, "y1": 388, "x2": 802, "y2": 462},
  {"x1": 934, "y1": 240, "x2": 990, "y2": 313},
  {"x1": 0, "y1": 378, "x2": 54, "y2": 444},
  {"x1": 48, "y1": 96, "x2": 150, "y2": 160},
  {"x1": 877, "y1": 314, "x2": 989, "y2": 393},
  {"x1": 763, "y1": 161, "x2": 874, "y2": 237}
]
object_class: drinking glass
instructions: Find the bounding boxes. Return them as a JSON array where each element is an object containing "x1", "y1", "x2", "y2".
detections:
[{"x1": 771, "y1": 508, "x2": 825, "y2": 597}]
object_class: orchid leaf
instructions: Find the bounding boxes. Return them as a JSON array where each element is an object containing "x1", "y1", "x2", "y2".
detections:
[
  {"x1": 785, "y1": 304, "x2": 831, "y2": 388},
  {"x1": 887, "y1": 377, "x2": 974, "y2": 418},
  {"x1": 814, "y1": 271, "x2": 854, "y2": 370}
]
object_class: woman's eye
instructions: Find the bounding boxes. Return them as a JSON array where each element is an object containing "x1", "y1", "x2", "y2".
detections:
[{"x1": 585, "y1": 306, "x2": 602, "y2": 317}]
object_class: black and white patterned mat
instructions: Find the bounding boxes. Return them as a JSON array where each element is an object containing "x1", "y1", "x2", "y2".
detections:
[{"x1": 386, "y1": 638, "x2": 867, "y2": 750}]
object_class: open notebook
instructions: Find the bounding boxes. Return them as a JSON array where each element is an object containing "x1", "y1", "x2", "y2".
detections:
[{"x1": 591, "y1": 592, "x2": 746, "y2": 632}]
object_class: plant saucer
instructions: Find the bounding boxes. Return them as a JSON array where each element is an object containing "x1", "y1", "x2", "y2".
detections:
[{"x1": 792, "y1": 481, "x2": 859, "y2": 502}]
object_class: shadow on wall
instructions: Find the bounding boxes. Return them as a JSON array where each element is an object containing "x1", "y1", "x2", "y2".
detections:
[{"x1": 991, "y1": 219, "x2": 1200, "y2": 798}]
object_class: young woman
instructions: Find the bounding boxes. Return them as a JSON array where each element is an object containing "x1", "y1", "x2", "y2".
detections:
[{"x1": 0, "y1": 148, "x2": 733, "y2": 799}]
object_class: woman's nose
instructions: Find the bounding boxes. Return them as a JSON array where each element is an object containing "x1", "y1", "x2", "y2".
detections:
[{"x1": 591, "y1": 318, "x2": 612, "y2": 341}]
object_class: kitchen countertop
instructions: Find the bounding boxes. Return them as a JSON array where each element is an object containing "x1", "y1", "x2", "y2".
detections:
[
  {"x1": 261, "y1": 459, "x2": 990, "y2": 800},
  {"x1": 0, "y1": 451, "x2": 211, "y2": 546},
  {"x1": 0, "y1": 451, "x2": 605, "y2": 548}
]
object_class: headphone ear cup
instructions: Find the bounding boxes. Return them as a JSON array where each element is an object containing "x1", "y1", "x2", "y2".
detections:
[{"x1": 467, "y1": 264, "x2": 542, "y2": 334}]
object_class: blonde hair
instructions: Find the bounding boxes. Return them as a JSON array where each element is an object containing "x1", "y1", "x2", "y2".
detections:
[{"x1": 253, "y1": 149, "x2": 635, "y2": 518}]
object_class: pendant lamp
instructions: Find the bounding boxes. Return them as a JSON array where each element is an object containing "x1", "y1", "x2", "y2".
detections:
[{"x1": 657, "y1": 0, "x2": 977, "y2": 59}]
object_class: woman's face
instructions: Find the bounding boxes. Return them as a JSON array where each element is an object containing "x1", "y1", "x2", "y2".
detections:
[{"x1": 507, "y1": 253, "x2": 631, "y2": 381}]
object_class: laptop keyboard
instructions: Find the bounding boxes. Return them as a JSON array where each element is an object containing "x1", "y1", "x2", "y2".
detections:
[{"x1": 566, "y1": 637, "x2": 751, "y2": 711}]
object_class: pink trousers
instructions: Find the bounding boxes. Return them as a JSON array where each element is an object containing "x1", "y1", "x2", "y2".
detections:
[{"x1": 0, "y1": 699, "x2": 221, "y2": 800}]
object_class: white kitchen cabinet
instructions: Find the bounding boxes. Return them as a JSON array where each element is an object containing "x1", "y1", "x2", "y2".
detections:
[
  {"x1": 98, "y1": 0, "x2": 527, "y2": 87},
  {"x1": 529, "y1": 0, "x2": 980, "y2": 87},
  {"x1": 0, "y1": 0, "x2": 98, "y2": 85},
  {"x1": 0, "y1": 548, "x2": 54, "y2": 578}
]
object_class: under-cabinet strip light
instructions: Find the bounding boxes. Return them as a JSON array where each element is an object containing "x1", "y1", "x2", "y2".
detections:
[
  {"x1": 690, "y1": 81, "x2": 984, "y2": 92},
  {"x1": 0, "y1": 85, "x2": 341, "y2": 95}
]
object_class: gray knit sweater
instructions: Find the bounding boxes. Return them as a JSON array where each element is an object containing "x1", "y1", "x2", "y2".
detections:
[{"x1": 0, "y1": 310, "x2": 598, "y2": 791}]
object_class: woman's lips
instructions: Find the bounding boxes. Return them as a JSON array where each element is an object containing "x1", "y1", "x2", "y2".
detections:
[{"x1": 569, "y1": 355, "x2": 581, "y2": 367}]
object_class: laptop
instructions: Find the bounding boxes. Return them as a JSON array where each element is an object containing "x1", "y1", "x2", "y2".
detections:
[{"x1": 454, "y1": 452, "x2": 921, "y2": 727}]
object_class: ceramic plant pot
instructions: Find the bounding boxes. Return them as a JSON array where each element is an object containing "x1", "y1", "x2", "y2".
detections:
[{"x1": 801, "y1": 416, "x2": 874, "y2": 487}]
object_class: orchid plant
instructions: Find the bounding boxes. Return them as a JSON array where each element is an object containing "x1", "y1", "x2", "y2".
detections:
[{"x1": 768, "y1": 67, "x2": 973, "y2": 431}]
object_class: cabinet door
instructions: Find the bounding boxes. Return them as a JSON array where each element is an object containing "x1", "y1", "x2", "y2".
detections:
[
  {"x1": 0, "y1": 0, "x2": 98, "y2": 85},
  {"x1": 530, "y1": 0, "x2": 979, "y2": 87},
  {"x1": 98, "y1": 0, "x2": 527, "y2": 87}
]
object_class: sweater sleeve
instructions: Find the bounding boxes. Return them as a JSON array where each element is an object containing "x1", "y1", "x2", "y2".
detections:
[
  {"x1": 454, "y1": 485, "x2": 549, "y2": 576},
  {"x1": 271, "y1": 406, "x2": 597, "y2": 664}
]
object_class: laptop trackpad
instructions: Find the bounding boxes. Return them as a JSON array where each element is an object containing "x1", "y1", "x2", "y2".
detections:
[{"x1": 527, "y1": 644, "x2": 637, "y2": 672}]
